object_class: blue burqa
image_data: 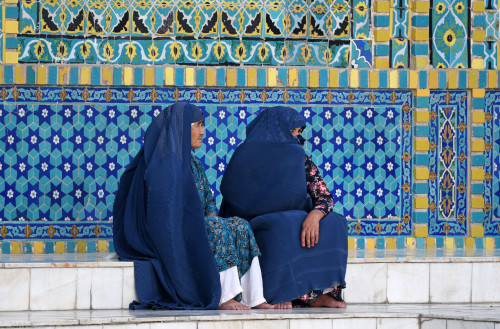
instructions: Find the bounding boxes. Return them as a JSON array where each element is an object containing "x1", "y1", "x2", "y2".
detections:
[
  {"x1": 220, "y1": 106, "x2": 348, "y2": 304},
  {"x1": 113, "y1": 103, "x2": 221, "y2": 310}
]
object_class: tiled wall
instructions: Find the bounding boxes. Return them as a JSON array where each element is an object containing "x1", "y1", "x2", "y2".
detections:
[{"x1": 1, "y1": 0, "x2": 500, "y2": 254}]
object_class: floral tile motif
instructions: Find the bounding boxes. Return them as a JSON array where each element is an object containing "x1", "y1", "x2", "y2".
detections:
[
  {"x1": 0, "y1": 87, "x2": 412, "y2": 240},
  {"x1": 391, "y1": 38, "x2": 409, "y2": 68},
  {"x1": 428, "y1": 91, "x2": 468, "y2": 235},
  {"x1": 352, "y1": 0, "x2": 370, "y2": 39},
  {"x1": 431, "y1": 0, "x2": 468, "y2": 68},
  {"x1": 484, "y1": 92, "x2": 500, "y2": 236},
  {"x1": 350, "y1": 39, "x2": 372, "y2": 68}
]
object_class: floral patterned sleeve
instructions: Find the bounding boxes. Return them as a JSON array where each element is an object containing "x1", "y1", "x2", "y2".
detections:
[
  {"x1": 305, "y1": 154, "x2": 334, "y2": 215},
  {"x1": 191, "y1": 155, "x2": 218, "y2": 216}
]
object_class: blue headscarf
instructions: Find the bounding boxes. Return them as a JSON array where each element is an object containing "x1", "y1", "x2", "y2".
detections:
[
  {"x1": 113, "y1": 102, "x2": 220, "y2": 310},
  {"x1": 219, "y1": 106, "x2": 310, "y2": 219}
]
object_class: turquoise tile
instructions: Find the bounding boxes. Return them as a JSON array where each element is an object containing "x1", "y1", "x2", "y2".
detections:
[
  {"x1": 414, "y1": 154, "x2": 429, "y2": 165},
  {"x1": 496, "y1": 238, "x2": 500, "y2": 249},
  {"x1": 24, "y1": 243, "x2": 32, "y2": 254},
  {"x1": 418, "y1": 71, "x2": 427, "y2": 89},
  {"x1": 87, "y1": 241, "x2": 96, "y2": 253},
  {"x1": 45, "y1": 242, "x2": 54, "y2": 254},
  {"x1": 472, "y1": 184, "x2": 485, "y2": 194},
  {"x1": 396, "y1": 237, "x2": 405, "y2": 249},
  {"x1": 356, "y1": 238, "x2": 365, "y2": 250},
  {"x1": 472, "y1": 155, "x2": 485, "y2": 166},
  {"x1": 196, "y1": 68, "x2": 205, "y2": 86},
  {"x1": 416, "y1": 237, "x2": 425, "y2": 249},
  {"x1": 237, "y1": 68, "x2": 245, "y2": 87},
  {"x1": 339, "y1": 70, "x2": 348, "y2": 87},
  {"x1": 67, "y1": 241, "x2": 75, "y2": 253},
  {"x1": 472, "y1": 44, "x2": 484, "y2": 56},
  {"x1": 1, "y1": 242, "x2": 10, "y2": 254},
  {"x1": 458, "y1": 71, "x2": 467, "y2": 88},
  {"x1": 413, "y1": 183, "x2": 429, "y2": 194},
  {"x1": 471, "y1": 211, "x2": 484, "y2": 223},
  {"x1": 374, "y1": 15, "x2": 390, "y2": 27},
  {"x1": 472, "y1": 98, "x2": 485, "y2": 109},
  {"x1": 5, "y1": 7, "x2": 18, "y2": 18},
  {"x1": 476, "y1": 238, "x2": 484, "y2": 249},
  {"x1": 92, "y1": 67, "x2": 100, "y2": 85},
  {"x1": 48, "y1": 66, "x2": 58, "y2": 85},
  {"x1": 411, "y1": 44, "x2": 428, "y2": 56},
  {"x1": 435, "y1": 237, "x2": 444, "y2": 248},
  {"x1": 4, "y1": 65, "x2": 13, "y2": 84},
  {"x1": 399, "y1": 70, "x2": 408, "y2": 88},
  {"x1": 415, "y1": 96, "x2": 429, "y2": 107},
  {"x1": 411, "y1": 15, "x2": 429, "y2": 27},
  {"x1": 360, "y1": 70, "x2": 368, "y2": 88},
  {"x1": 455, "y1": 237, "x2": 464, "y2": 248},
  {"x1": 109, "y1": 240, "x2": 115, "y2": 253},
  {"x1": 379, "y1": 71, "x2": 387, "y2": 88},
  {"x1": 175, "y1": 68, "x2": 184, "y2": 86},
  {"x1": 70, "y1": 67, "x2": 79, "y2": 85},
  {"x1": 436, "y1": 249, "x2": 444, "y2": 256},
  {"x1": 27, "y1": 66, "x2": 36, "y2": 84},
  {"x1": 298, "y1": 69, "x2": 307, "y2": 87},
  {"x1": 155, "y1": 67, "x2": 164, "y2": 86},
  {"x1": 473, "y1": 14, "x2": 486, "y2": 27},
  {"x1": 438, "y1": 71, "x2": 447, "y2": 89},
  {"x1": 257, "y1": 68, "x2": 266, "y2": 87},
  {"x1": 5, "y1": 37, "x2": 18, "y2": 49},
  {"x1": 217, "y1": 68, "x2": 226, "y2": 87},
  {"x1": 278, "y1": 68, "x2": 287, "y2": 86},
  {"x1": 134, "y1": 67, "x2": 143, "y2": 85},
  {"x1": 414, "y1": 211, "x2": 428, "y2": 223},
  {"x1": 375, "y1": 45, "x2": 389, "y2": 56},
  {"x1": 113, "y1": 67, "x2": 122, "y2": 85},
  {"x1": 414, "y1": 125, "x2": 429, "y2": 136},
  {"x1": 319, "y1": 69, "x2": 328, "y2": 87},
  {"x1": 376, "y1": 237, "x2": 385, "y2": 249},
  {"x1": 479, "y1": 71, "x2": 487, "y2": 88},
  {"x1": 472, "y1": 126, "x2": 485, "y2": 137}
]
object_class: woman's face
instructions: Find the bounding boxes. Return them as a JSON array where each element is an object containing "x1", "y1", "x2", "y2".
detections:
[
  {"x1": 290, "y1": 127, "x2": 304, "y2": 136},
  {"x1": 191, "y1": 120, "x2": 205, "y2": 149}
]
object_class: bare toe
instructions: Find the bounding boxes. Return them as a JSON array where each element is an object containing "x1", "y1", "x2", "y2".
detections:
[
  {"x1": 220, "y1": 299, "x2": 251, "y2": 310},
  {"x1": 253, "y1": 302, "x2": 275, "y2": 309}
]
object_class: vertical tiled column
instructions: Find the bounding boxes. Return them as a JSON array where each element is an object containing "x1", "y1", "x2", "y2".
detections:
[
  {"x1": 470, "y1": 89, "x2": 486, "y2": 245},
  {"x1": 410, "y1": 0, "x2": 430, "y2": 68},
  {"x1": 390, "y1": 0, "x2": 410, "y2": 68},
  {"x1": 1, "y1": 0, "x2": 19, "y2": 64},
  {"x1": 471, "y1": 0, "x2": 487, "y2": 69},
  {"x1": 373, "y1": 0, "x2": 391, "y2": 68},
  {"x1": 413, "y1": 89, "x2": 431, "y2": 241}
]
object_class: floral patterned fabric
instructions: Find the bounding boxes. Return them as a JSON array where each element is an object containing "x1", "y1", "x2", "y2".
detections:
[
  {"x1": 191, "y1": 155, "x2": 260, "y2": 278},
  {"x1": 305, "y1": 154, "x2": 335, "y2": 215}
]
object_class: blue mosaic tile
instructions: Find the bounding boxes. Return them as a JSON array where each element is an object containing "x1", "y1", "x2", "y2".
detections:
[
  {"x1": 428, "y1": 91, "x2": 468, "y2": 235},
  {"x1": 352, "y1": 0, "x2": 371, "y2": 38},
  {"x1": 0, "y1": 87, "x2": 413, "y2": 240},
  {"x1": 485, "y1": 41, "x2": 497, "y2": 70},
  {"x1": 391, "y1": 38, "x2": 409, "y2": 68},
  {"x1": 484, "y1": 92, "x2": 500, "y2": 235},
  {"x1": 351, "y1": 40, "x2": 373, "y2": 68},
  {"x1": 392, "y1": 8, "x2": 409, "y2": 39}
]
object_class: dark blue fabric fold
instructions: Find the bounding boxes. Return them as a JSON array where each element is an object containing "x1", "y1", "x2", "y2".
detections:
[
  {"x1": 113, "y1": 102, "x2": 221, "y2": 310},
  {"x1": 220, "y1": 106, "x2": 348, "y2": 304}
]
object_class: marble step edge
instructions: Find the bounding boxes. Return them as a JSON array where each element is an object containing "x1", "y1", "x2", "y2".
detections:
[{"x1": 0, "y1": 308, "x2": 499, "y2": 327}]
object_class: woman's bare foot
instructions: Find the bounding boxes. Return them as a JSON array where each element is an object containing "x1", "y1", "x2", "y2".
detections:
[
  {"x1": 273, "y1": 302, "x2": 292, "y2": 309},
  {"x1": 219, "y1": 299, "x2": 251, "y2": 310},
  {"x1": 309, "y1": 294, "x2": 346, "y2": 308},
  {"x1": 253, "y1": 302, "x2": 275, "y2": 309}
]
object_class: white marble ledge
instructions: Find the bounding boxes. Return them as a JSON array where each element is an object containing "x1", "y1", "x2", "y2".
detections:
[{"x1": 1, "y1": 304, "x2": 499, "y2": 327}]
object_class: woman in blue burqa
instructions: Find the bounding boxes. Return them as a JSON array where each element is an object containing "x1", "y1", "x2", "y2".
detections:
[
  {"x1": 113, "y1": 103, "x2": 274, "y2": 310},
  {"x1": 219, "y1": 106, "x2": 348, "y2": 308}
]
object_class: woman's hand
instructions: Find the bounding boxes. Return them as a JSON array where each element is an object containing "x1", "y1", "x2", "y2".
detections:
[{"x1": 301, "y1": 209, "x2": 325, "y2": 248}]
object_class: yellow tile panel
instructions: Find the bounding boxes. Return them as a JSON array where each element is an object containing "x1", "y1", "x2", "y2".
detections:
[
  {"x1": 144, "y1": 67, "x2": 154, "y2": 86},
  {"x1": 165, "y1": 67, "x2": 174, "y2": 85},
  {"x1": 488, "y1": 70, "x2": 497, "y2": 88},
  {"x1": 448, "y1": 71, "x2": 457, "y2": 89},
  {"x1": 350, "y1": 69, "x2": 359, "y2": 88},
  {"x1": 123, "y1": 67, "x2": 132, "y2": 85},
  {"x1": 5, "y1": 21, "x2": 19, "y2": 34},
  {"x1": 248, "y1": 68, "x2": 258, "y2": 87},
  {"x1": 445, "y1": 238, "x2": 454, "y2": 249},
  {"x1": 5, "y1": 51, "x2": 18, "y2": 64},
  {"x1": 471, "y1": 58, "x2": 484, "y2": 69},
  {"x1": 386, "y1": 238, "x2": 395, "y2": 249},
  {"x1": 406, "y1": 237, "x2": 416, "y2": 249},
  {"x1": 465, "y1": 237, "x2": 474, "y2": 249},
  {"x1": 366, "y1": 238, "x2": 375, "y2": 249},
  {"x1": 428, "y1": 71, "x2": 438, "y2": 89},
  {"x1": 374, "y1": 58, "x2": 390, "y2": 69},
  {"x1": 485, "y1": 237, "x2": 494, "y2": 249},
  {"x1": 11, "y1": 242, "x2": 21, "y2": 254},
  {"x1": 102, "y1": 67, "x2": 112, "y2": 85},
  {"x1": 414, "y1": 167, "x2": 429, "y2": 179},
  {"x1": 309, "y1": 70, "x2": 319, "y2": 88},
  {"x1": 415, "y1": 139, "x2": 430, "y2": 151},
  {"x1": 184, "y1": 68, "x2": 195, "y2": 86},
  {"x1": 389, "y1": 70, "x2": 398, "y2": 88},
  {"x1": 469, "y1": 70, "x2": 478, "y2": 88},
  {"x1": 348, "y1": 238, "x2": 355, "y2": 250},
  {"x1": 5, "y1": 0, "x2": 19, "y2": 3},
  {"x1": 411, "y1": 29, "x2": 429, "y2": 41},
  {"x1": 426, "y1": 237, "x2": 435, "y2": 248},
  {"x1": 80, "y1": 67, "x2": 90, "y2": 85},
  {"x1": 471, "y1": 169, "x2": 485, "y2": 181},
  {"x1": 289, "y1": 69, "x2": 298, "y2": 87},
  {"x1": 415, "y1": 57, "x2": 428, "y2": 68},
  {"x1": 268, "y1": 68, "x2": 277, "y2": 87},
  {"x1": 472, "y1": 111, "x2": 486, "y2": 123},
  {"x1": 227, "y1": 69, "x2": 237, "y2": 87},
  {"x1": 206, "y1": 68, "x2": 216, "y2": 86},
  {"x1": 329, "y1": 69, "x2": 338, "y2": 88},
  {"x1": 97, "y1": 240, "x2": 108, "y2": 252},
  {"x1": 472, "y1": 88, "x2": 486, "y2": 98},
  {"x1": 414, "y1": 196, "x2": 429, "y2": 209},
  {"x1": 374, "y1": 30, "x2": 390, "y2": 42},
  {"x1": 472, "y1": 1, "x2": 485, "y2": 12},
  {"x1": 411, "y1": 0, "x2": 430, "y2": 12},
  {"x1": 34, "y1": 241, "x2": 44, "y2": 254},
  {"x1": 55, "y1": 241, "x2": 65, "y2": 253},
  {"x1": 409, "y1": 70, "x2": 418, "y2": 89},
  {"x1": 414, "y1": 225, "x2": 428, "y2": 237},
  {"x1": 471, "y1": 197, "x2": 485, "y2": 209},
  {"x1": 472, "y1": 140, "x2": 485, "y2": 152},
  {"x1": 471, "y1": 225, "x2": 484, "y2": 237},
  {"x1": 58, "y1": 67, "x2": 67, "y2": 85},
  {"x1": 374, "y1": 0, "x2": 390, "y2": 12},
  {"x1": 415, "y1": 88, "x2": 430, "y2": 97},
  {"x1": 369, "y1": 71, "x2": 379, "y2": 88},
  {"x1": 37, "y1": 66, "x2": 47, "y2": 85},
  {"x1": 77, "y1": 241, "x2": 87, "y2": 253}
]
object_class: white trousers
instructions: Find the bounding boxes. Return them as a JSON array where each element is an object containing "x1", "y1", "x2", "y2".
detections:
[{"x1": 218, "y1": 256, "x2": 266, "y2": 307}]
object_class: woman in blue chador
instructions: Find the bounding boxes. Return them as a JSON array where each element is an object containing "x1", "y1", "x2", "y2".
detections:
[
  {"x1": 220, "y1": 106, "x2": 348, "y2": 308},
  {"x1": 113, "y1": 103, "x2": 273, "y2": 310}
]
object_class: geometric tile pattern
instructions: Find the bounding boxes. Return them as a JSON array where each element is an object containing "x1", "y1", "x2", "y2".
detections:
[
  {"x1": 391, "y1": 0, "x2": 409, "y2": 68},
  {"x1": 0, "y1": 87, "x2": 412, "y2": 241},
  {"x1": 484, "y1": 91, "x2": 500, "y2": 236},
  {"x1": 428, "y1": 91, "x2": 468, "y2": 235},
  {"x1": 17, "y1": 0, "x2": 368, "y2": 66},
  {"x1": 431, "y1": 0, "x2": 469, "y2": 68}
]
